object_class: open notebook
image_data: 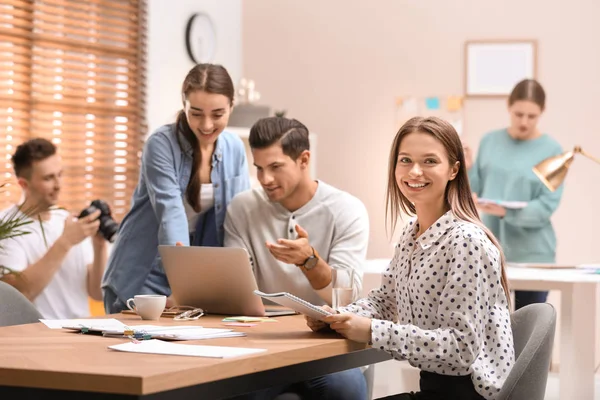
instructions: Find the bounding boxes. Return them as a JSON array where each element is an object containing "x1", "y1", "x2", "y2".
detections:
[{"x1": 253, "y1": 290, "x2": 332, "y2": 321}]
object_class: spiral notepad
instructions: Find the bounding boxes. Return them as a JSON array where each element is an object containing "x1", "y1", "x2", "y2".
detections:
[{"x1": 253, "y1": 290, "x2": 332, "y2": 321}]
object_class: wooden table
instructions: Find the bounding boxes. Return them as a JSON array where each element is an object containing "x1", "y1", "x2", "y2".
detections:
[{"x1": 0, "y1": 314, "x2": 390, "y2": 399}]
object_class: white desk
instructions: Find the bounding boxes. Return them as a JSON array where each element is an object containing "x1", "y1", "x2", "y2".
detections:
[
  {"x1": 507, "y1": 265, "x2": 598, "y2": 400},
  {"x1": 363, "y1": 260, "x2": 600, "y2": 400}
]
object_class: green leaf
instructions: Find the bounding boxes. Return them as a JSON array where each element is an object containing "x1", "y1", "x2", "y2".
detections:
[{"x1": 0, "y1": 199, "x2": 36, "y2": 278}]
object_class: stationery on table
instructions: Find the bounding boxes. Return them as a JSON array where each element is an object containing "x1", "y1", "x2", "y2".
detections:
[
  {"x1": 476, "y1": 198, "x2": 528, "y2": 209},
  {"x1": 109, "y1": 339, "x2": 266, "y2": 359},
  {"x1": 41, "y1": 318, "x2": 245, "y2": 341},
  {"x1": 100, "y1": 326, "x2": 245, "y2": 341},
  {"x1": 253, "y1": 290, "x2": 332, "y2": 321}
]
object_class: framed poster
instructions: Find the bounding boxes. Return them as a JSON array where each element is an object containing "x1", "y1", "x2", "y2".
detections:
[{"x1": 464, "y1": 40, "x2": 537, "y2": 97}]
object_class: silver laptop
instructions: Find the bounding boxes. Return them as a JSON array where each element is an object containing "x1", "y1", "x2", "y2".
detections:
[{"x1": 158, "y1": 245, "x2": 297, "y2": 317}]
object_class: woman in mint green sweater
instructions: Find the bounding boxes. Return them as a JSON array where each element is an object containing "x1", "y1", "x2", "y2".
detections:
[{"x1": 466, "y1": 79, "x2": 564, "y2": 310}]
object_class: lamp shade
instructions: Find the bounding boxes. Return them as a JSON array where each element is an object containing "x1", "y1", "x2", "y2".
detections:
[{"x1": 532, "y1": 148, "x2": 578, "y2": 192}]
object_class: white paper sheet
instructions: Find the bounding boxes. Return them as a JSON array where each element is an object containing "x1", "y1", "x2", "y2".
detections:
[
  {"x1": 477, "y1": 198, "x2": 528, "y2": 209},
  {"x1": 109, "y1": 339, "x2": 266, "y2": 358}
]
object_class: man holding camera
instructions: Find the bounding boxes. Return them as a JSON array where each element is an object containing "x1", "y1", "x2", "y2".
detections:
[{"x1": 0, "y1": 138, "x2": 108, "y2": 319}]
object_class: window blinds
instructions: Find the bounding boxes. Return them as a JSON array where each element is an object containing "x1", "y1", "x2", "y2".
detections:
[{"x1": 0, "y1": 0, "x2": 147, "y2": 219}]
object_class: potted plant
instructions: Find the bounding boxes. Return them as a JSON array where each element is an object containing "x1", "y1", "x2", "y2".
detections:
[{"x1": 0, "y1": 183, "x2": 33, "y2": 280}]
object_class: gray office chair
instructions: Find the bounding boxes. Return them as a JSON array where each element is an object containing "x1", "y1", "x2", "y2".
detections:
[
  {"x1": 273, "y1": 365, "x2": 375, "y2": 400},
  {"x1": 0, "y1": 280, "x2": 42, "y2": 327},
  {"x1": 497, "y1": 303, "x2": 556, "y2": 400}
]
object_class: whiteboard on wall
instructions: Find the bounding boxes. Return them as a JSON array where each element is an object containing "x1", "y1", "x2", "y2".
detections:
[{"x1": 465, "y1": 40, "x2": 537, "y2": 97}]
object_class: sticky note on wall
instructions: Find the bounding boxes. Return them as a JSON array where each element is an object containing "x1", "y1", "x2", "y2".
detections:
[
  {"x1": 402, "y1": 97, "x2": 418, "y2": 114},
  {"x1": 447, "y1": 96, "x2": 463, "y2": 112},
  {"x1": 425, "y1": 97, "x2": 440, "y2": 110}
]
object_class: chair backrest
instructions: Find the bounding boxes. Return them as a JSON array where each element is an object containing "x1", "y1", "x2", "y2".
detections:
[
  {"x1": 497, "y1": 303, "x2": 557, "y2": 400},
  {"x1": 0, "y1": 281, "x2": 42, "y2": 327}
]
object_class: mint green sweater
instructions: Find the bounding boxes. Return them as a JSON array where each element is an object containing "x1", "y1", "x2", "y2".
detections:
[{"x1": 469, "y1": 129, "x2": 564, "y2": 263}]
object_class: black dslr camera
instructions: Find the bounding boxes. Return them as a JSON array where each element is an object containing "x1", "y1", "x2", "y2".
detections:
[{"x1": 78, "y1": 199, "x2": 119, "y2": 243}]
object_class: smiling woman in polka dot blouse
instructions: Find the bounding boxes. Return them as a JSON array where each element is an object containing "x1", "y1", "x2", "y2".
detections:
[{"x1": 307, "y1": 116, "x2": 515, "y2": 400}]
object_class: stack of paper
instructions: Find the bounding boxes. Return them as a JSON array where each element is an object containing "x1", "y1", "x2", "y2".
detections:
[
  {"x1": 40, "y1": 318, "x2": 245, "y2": 341},
  {"x1": 102, "y1": 325, "x2": 245, "y2": 341},
  {"x1": 109, "y1": 339, "x2": 266, "y2": 358}
]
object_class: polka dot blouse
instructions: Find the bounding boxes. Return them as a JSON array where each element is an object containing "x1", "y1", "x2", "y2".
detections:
[{"x1": 341, "y1": 211, "x2": 515, "y2": 399}]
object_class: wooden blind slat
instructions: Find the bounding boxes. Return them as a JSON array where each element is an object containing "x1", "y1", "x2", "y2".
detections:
[
  {"x1": 0, "y1": 18, "x2": 31, "y2": 32},
  {"x1": 0, "y1": 6, "x2": 33, "y2": 20},
  {"x1": 36, "y1": 3, "x2": 136, "y2": 30},
  {"x1": 0, "y1": 1, "x2": 34, "y2": 10},
  {"x1": 34, "y1": 21, "x2": 137, "y2": 47},
  {"x1": 52, "y1": 171, "x2": 140, "y2": 181},
  {"x1": 31, "y1": 68, "x2": 139, "y2": 82},
  {"x1": 30, "y1": 114, "x2": 141, "y2": 125},
  {"x1": 0, "y1": 28, "x2": 137, "y2": 58},
  {"x1": 43, "y1": 0, "x2": 138, "y2": 17},
  {"x1": 0, "y1": 33, "x2": 31, "y2": 46},
  {"x1": 0, "y1": 100, "x2": 140, "y2": 118},
  {"x1": 30, "y1": 99, "x2": 139, "y2": 115},
  {"x1": 32, "y1": 16, "x2": 133, "y2": 37},
  {"x1": 34, "y1": 47, "x2": 138, "y2": 68},
  {"x1": 34, "y1": 9, "x2": 133, "y2": 37},
  {"x1": 31, "y1": 61, "x2": 140, "y2": 78}
]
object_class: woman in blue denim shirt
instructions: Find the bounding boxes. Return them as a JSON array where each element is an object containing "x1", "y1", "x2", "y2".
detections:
[{"x1": 102, "y1": 64, "x2": 250, "y2": 313}]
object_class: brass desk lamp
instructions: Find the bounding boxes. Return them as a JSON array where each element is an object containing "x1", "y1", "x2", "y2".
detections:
[{"x1": 533, "y1": 146, "x2": 600, "y2": 192}]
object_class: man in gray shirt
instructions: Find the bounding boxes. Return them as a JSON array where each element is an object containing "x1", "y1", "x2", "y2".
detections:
[{"x1": 224, "y1": 117, "x2": 369, "y2": 400}]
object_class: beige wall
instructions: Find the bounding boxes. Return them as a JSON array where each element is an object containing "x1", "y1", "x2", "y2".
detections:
[
  {"x1": 242, "y1": 0, "x2": 600, "y2": 264},
  {"x1": 147, "y1": 0, "x2": 242, "y2": 132}
]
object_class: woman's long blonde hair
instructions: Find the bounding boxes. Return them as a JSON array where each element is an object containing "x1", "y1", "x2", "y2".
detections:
[{"x1": 385, "y1": 116, "x2": 510, "y2": 303}]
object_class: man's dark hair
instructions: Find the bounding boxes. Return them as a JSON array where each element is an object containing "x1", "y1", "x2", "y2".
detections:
[
  {"x1": 12, "y1": 138, "x2": 57, "y2": 178},
  {"x1": 249, "y1": 117, "x2": 310, "y2": 160}
]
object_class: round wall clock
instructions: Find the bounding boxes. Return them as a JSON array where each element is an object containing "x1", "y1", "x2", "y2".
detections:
[{"x1": 185, "y1": 12, "x2": 217, "y2": 64}]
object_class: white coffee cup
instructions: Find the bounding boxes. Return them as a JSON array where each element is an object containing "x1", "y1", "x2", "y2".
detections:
[{"x1": 126, "y1": 295, "x2": 166, "y2": 320}]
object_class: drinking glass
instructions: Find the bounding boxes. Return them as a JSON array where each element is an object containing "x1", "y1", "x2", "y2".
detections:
[{"x1": 332, "y1": 268, "x2": 355, "y2": 310}]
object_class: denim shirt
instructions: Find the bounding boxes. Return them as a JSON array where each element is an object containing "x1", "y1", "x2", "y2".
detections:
[{"x1": 102, "y1": 124, "x2": 250, "y2": 303}]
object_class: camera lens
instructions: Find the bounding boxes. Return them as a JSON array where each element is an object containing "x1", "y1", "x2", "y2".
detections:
[{"x1": 100, "y1": 215, "x2": 119, "y2": 242}]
